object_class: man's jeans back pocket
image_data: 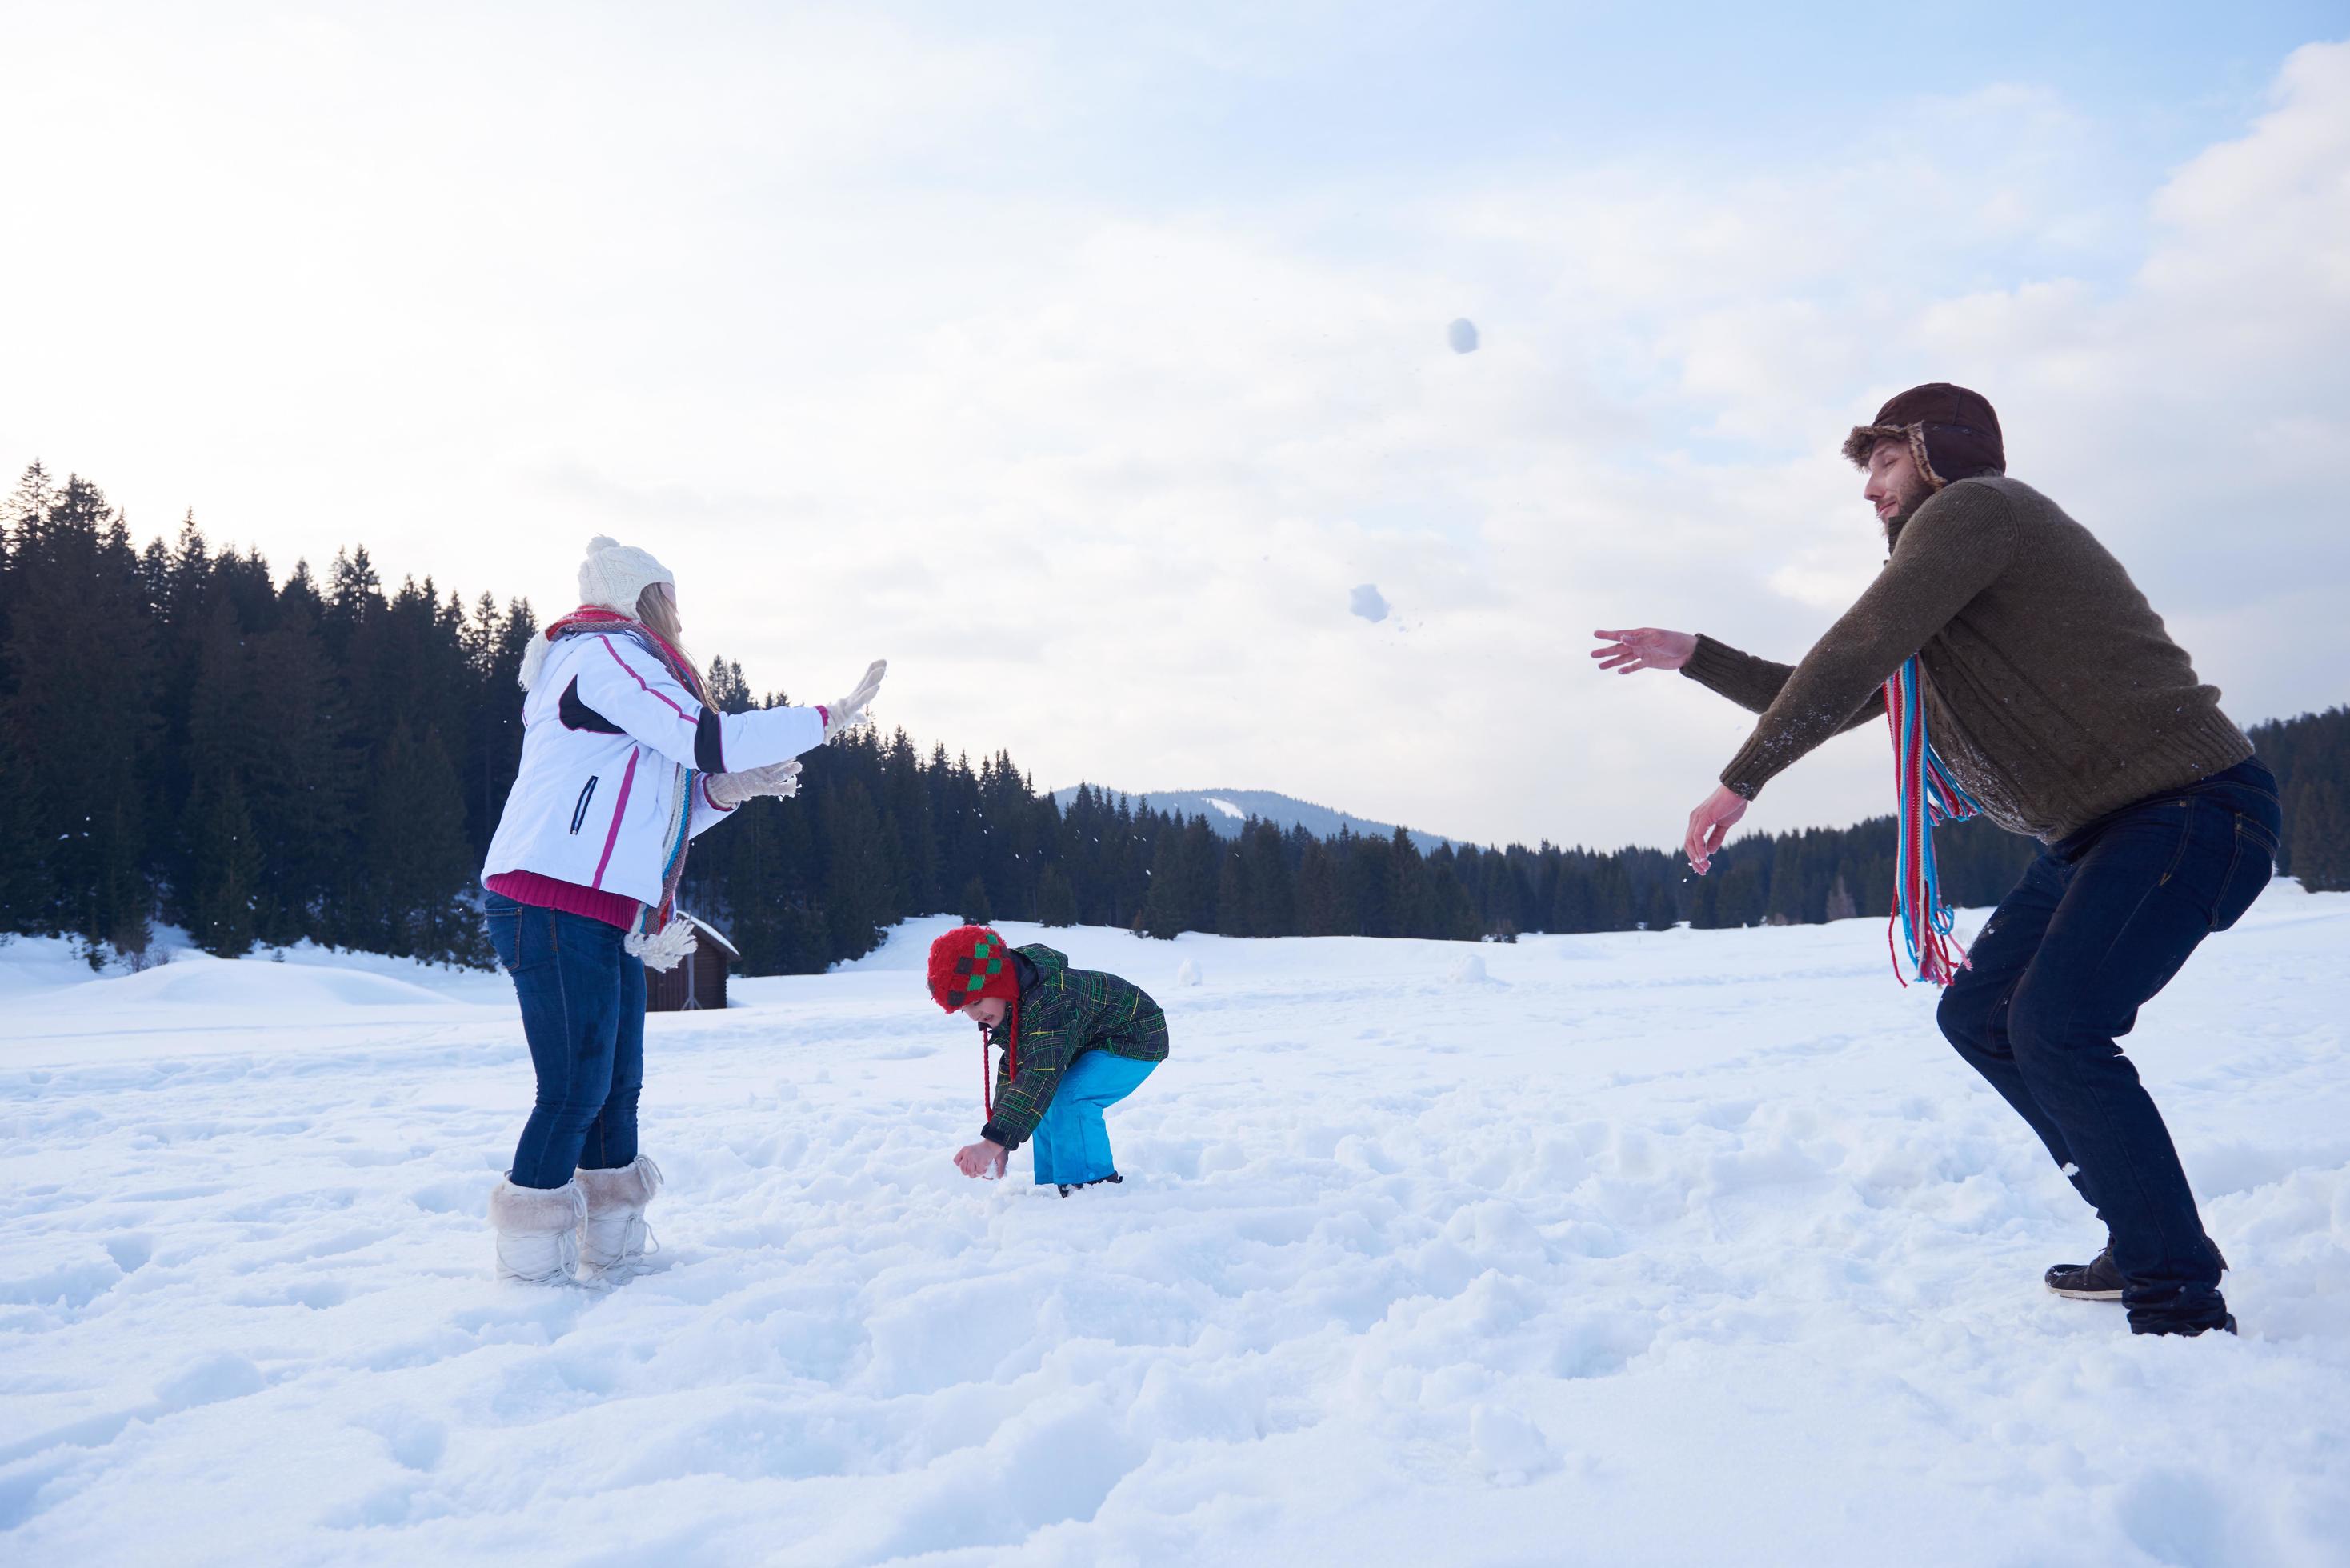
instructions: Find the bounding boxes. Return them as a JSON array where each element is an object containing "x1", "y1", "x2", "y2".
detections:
[{"x1": 2211, "y1": 814, "x2": 2278, "y2": 932}]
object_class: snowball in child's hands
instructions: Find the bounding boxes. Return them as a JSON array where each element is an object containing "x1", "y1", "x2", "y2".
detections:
[{"x1": 954, "y1": 1139, "x2": 1008, "y2": 1179}]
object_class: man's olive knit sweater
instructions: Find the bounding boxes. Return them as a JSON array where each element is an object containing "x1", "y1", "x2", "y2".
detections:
[{"x1": 1684, "y1": 475, "x2": 2250, "y2": 843}]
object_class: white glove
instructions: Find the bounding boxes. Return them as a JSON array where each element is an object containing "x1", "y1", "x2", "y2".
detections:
[
  {"x1": 822, "y1": 659, "x2": 888, "y2": 742},
  {"x1": 703, "y1": 758, "x2": 802, "y2": 810}
]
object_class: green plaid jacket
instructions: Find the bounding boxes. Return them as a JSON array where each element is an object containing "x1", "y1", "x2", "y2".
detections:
[{"x1": 979, "y1": 945, "x2": 1167, "y2": 1150}]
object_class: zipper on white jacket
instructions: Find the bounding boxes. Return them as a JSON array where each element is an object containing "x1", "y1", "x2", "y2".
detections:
[{"x1": 569, "y1": 776, "x2": 599, "y2": 834}]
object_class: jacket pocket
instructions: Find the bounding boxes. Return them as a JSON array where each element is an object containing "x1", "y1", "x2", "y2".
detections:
[{"x1": 570, "y1": 776, "x2": 599, "y2": 834}]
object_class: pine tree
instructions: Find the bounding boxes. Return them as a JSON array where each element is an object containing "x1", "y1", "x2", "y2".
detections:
[
  {"x1": 1551, "y1": 861, "x2": 1595, "y2": 933},
  {"x1": 959, "y1": 874, "x2": 994, "y2": 926},
  {"x1": 177, "y1": 591, "x2": 263, "y2": 954},
  {"x1": 1215, "y1": 849, "x2": 1250, "y2": 937},
  {"x1": 1138, "y1": 830, "x2": 1187, "y2": 939},
  {"x1": 1243, "y1": 820, "x2": 1295, "y2": 935},
  {"x1": 706, "y1": 782, "x2": 829, "y2": 974},
  {"x1": 1424, "y1": 849, "x2": 1481, "y2": 940},
  {"x1": 322, "y1": 546, "x2": 381, "y2": 660},
  {"x1": 150, "y1": 514, "x2": 215, "y2": 896},
  {"x1": 186, "y1": 769, "x2": 262, "y2": 956},
  {"x1": 357, "y1": 722, "x2": 478, "y2": 961},
  {"x1": 1295, "y1": 837, "x2": 1344, "y2": 935},
  {"x1": 5, "y1": 461, "x2": 2344, "y2": 974},
  {"x1": 1035, "y1": 862, "x2": 1077, "y2": 926},
  {"x1": 1596, "y1": 859, "x2": 1636, "y2": 930},
  {"x1": 1383, "y1": 826, "x2": 1431, "y2": 937},
  {"x1": 873, "y1": 732, "x2": 932, "y2": 913},
  {"x1": 245, "y1": 567, "x2": 351, "y2": 943},
  {"x1": 704, "y1": 656, "x2": 753, "y2": 714},
  {"x1": 0, "y1": 715, "x2": 42, "y2": 928},
  {"x1": 5, "y1": 476, "x2": 158, "y2": 959},
  {"x1": 820, "y1": 780, "x2": 894, "y2": 958},
  {"x1": 2294, "y1": 779, "x2": 2346, "y2": 891}
]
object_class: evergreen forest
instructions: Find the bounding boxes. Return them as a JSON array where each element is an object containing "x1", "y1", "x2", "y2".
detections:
[{"x1": 5, "y1": 465, "x2": 2346, "y2": 974}]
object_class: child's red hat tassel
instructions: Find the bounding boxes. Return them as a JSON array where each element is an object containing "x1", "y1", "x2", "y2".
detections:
[{"x1": 929, "y1": 926, "x2": 1023, "y2": 1121}]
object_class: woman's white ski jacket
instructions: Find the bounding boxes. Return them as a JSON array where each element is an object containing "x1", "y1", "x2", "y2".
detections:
[{"x1": 481, "y1": 629, "x2": 827, "y2": 907}]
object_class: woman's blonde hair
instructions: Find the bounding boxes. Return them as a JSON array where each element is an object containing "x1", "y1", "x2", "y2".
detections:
[{"x1": 635, "y1": 582, "x2": 695, "y2": 674}]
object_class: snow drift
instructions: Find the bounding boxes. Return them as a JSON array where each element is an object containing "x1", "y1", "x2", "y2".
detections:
[{"x1": 2, "y1": 890, "x2": 2346, "y2": 1564}]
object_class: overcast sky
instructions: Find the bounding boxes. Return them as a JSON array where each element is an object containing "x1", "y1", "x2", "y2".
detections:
[{"x1": 4, "y1": 3, "x2": 2344, "y2": 850}]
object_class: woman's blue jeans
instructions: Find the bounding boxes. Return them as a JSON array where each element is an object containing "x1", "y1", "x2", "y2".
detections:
[
  {"x1": 482, "y1": 893, "x2": 646, "y2": 1190},
  {"x1": 1934, "y1": 759, "x2": 2280, "y2": 1333},
  {"x1": 1029, "y1": 1051, "x2": 1159, "y2": 1187}
]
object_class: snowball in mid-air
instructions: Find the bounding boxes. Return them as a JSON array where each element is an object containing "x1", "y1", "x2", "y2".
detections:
[
  {"x1": 1447, "y1": 318, "x2": 1479, "y2": 354},
  {"x1": 1176, "y1": 959, "x2": 1202, "y2": 988},
  {"x1": 1350, "y1": 584, "x2": 1390, "y2": 623}
]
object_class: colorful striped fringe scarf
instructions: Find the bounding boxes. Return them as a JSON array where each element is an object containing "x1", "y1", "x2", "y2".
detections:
[
  {"x1": 538, "y1": 606, "x2": 707, "y2": 972},
  {"x1": 1882, "y1": 654, "x2": 1982, "y2": 986}
]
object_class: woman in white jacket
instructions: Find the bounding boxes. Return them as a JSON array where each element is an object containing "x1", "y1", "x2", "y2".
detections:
[{"x1": 481, "y1": 536, "x2": 884, "y2": 1286}]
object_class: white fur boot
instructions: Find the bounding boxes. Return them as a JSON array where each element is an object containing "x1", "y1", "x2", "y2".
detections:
[
  {"x1": 575, "y1": 1156, "x2": 663, "y2": 1282},
  {"x1": 488, "y1": 1176, "x2": 594, "y2": 1287}
]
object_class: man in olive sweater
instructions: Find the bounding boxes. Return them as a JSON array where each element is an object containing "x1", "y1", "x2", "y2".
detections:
[{"x1": 1594, "y1": 383, "x2": 2280, "y2": 1337}]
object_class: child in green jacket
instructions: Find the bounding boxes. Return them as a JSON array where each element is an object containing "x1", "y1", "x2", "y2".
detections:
[{"x1": 927, "y1": 925, "x2": 1168, "y2": 1194}]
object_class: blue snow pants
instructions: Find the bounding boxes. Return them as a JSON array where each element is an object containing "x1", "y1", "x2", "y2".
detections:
[
  {"x1": 1028, "y1": 1050, "x2": 1159, "y2": 1187},
  {"x1": 483, "y1": 892, "x2": 647, "y2": 1189}
]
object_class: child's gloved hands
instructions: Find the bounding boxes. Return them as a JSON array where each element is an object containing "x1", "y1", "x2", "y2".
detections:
[
  {"x1": 822, "y1": 660, "x2": 888, "y2": 742},
  {"x1": 703, "y1": 758, "x2": 802, "y2": 810},
  {"x1": 953, "y1": 1138, "x2": 1009, "y2": 1180}
]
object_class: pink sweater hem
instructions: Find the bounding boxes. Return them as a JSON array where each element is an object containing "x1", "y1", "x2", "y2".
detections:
[{"x1": 485, "y1": 870, "x2": 640, "y2": 931}]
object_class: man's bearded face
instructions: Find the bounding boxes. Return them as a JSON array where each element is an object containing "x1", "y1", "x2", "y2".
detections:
[{"x1": 1863, "y1": 437, "x2": 1937, "y2": 533}]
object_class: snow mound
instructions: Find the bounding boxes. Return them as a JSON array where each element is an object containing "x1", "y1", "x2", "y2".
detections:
[
  {"x1": 18, "y1": 952, "x2": 464, "y2": 1014},
  {"x1": 3, "y1": 889, "x2": 2345, "y2": 1563},
  {"x1": 0, "y1": 934, "x2": 107, "y2": 998}
]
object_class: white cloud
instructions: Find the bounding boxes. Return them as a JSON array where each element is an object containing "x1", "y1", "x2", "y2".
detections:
[{"x1": 1, "y1": 14, "x2": 2340, "y2": 850}]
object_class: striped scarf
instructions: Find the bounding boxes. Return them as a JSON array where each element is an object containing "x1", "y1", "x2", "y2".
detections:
[{"x1": 1883, "y1": 655, "x2": 1981, "y2": 986}]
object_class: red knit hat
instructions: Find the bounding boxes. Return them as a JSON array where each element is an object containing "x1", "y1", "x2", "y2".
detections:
[{"x1": 927, "y1": 926, "x2": 1021, "y2": 1012}]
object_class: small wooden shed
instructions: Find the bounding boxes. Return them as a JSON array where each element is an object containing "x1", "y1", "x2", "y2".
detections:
[{"x1": 647, "y1": 913, "x2": 740, "y2": 1011}]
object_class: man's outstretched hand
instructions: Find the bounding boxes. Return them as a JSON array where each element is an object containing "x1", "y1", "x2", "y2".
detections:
[
  {"x1": 1594, "y1": 626, "x2": 1741, "y2": 870},
  {"x1": 1683, "y1": 784, "x2": 1748, "y2": 876},
  {"x1": 954, "y1": 1138, "x2": 1009, "y2": 1180},
  {"x1": 1591, "y1": 627, "x2": 1695, "y2": 674}
]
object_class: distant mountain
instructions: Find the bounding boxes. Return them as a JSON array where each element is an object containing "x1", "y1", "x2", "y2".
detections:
[{"x1": 1048, "y1": 785, "x2": 1459, "y2": 854}]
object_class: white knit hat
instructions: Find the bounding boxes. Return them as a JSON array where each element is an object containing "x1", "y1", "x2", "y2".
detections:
[
  {"x1": 516, "y1": 536, "x2": 679, "y2": 691},
  {"x1": 577, "y1": 535, "x2": 673, "y2": 616}
]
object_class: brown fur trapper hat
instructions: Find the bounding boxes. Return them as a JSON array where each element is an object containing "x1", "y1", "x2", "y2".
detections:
[{"x1": 1842, "y1": 382, "x2": 2004, "y2": 488}]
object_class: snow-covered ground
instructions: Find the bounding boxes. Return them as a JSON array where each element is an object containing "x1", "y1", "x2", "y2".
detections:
[{"x1": 3, "y1": 890, "x2": 2347, "y2": 1566}]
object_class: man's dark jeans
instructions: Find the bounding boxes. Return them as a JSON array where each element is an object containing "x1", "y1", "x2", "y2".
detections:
[
  {"x1": 1936, "y1": 758, "x2": 2280, "y2": 1334},
  {"x1": 483, "y1": 893, "x2": 647, "y2": 1190}
]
